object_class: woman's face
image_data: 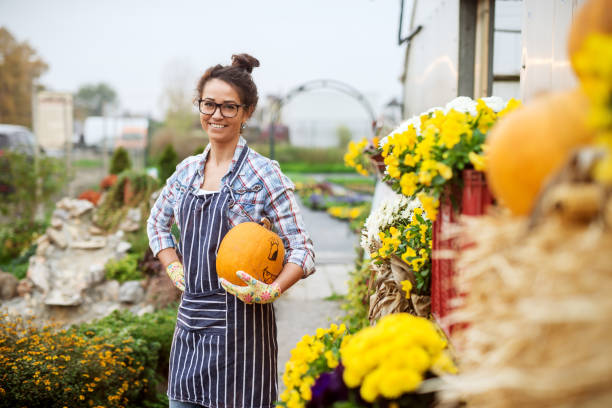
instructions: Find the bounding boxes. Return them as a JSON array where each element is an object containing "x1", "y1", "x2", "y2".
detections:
[{"x1": 199, "y1": 78, "x2": 250, "y2": 144}]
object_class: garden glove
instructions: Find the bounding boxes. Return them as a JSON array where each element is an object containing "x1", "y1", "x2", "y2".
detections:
[
  {"x1": 166, "y1": 261, "x2": 185, "y2": 292},
  {"x1": 219, "y1": 270, "x2": 281, "y2": 304}
]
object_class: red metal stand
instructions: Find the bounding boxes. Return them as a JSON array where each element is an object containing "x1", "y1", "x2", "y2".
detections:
[{"x1": 431, "y1": 170, "x2": 493, "y2": 334}]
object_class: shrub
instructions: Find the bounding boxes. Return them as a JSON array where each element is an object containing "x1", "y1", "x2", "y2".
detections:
[
  {"x1": 94, "y1": 171, "x2": 159, "y2": 231},
  {"x1": 158, "y1": 144, "x2": 178, "y2": 183},
  {"x1": 0, "y1": 240, "x2": 37, "y2": 279},
  {"x1": 0, "y1": 151, "x2": 66, "y2": 267},
  {"x1": 104, "y1": 252, "x2": 142, "y2": 282},
  {"x1": 76, "y1": 306, "x2": 177, "y2": 385},
  {"x1": 341, "y1": 248, "x2": 371, "y2": 332},
  {"x1": 109, "y1": 147, "x2": 132, "y2": 175},
  {"x1": 0, "y1": 313, "x2": 160, "y2": 408}
]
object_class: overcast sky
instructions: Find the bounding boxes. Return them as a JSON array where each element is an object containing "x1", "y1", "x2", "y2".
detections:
[{"x1": 1, "y1": 0, "x2": 406, "y2": 126}]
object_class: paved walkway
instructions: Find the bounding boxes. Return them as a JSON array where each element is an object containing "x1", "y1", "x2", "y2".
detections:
[{"x1": 275, "y1": 198, "x2": 359, "y2": 387}]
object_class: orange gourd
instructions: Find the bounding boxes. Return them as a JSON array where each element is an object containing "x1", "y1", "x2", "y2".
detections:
[
  {"x1": 216, "y1": 222, "x2": 285, "y2": 286},
  {"x1": 485, "y1": 89, "x2": 595, "y2": 216},
  {"x1": 567, "y1": 0, "x2": 612, "y2": 75}
]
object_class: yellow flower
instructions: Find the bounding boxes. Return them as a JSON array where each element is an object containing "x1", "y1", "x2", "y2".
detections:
[
  {"x1": 417, "y1": 193, "x2": 439, "y2": 221},
  {"x1": 401, "y1": 247, "x2": 416, "y2": 263},
  {"x1": 436, "y1": 162, "x2": 453, "y2": 180},
  {"x1": 498, "y1": 98, "x2": 522, "y2": 117},
  {"x1": 468, "y1": 151, "x2": 487, "y2": 171},
  {"x1": 400, "y1": 280, "x2": 412, "y2": 298},
  {"x1": 387, "y1": 164, "x2": 401, "y2": 179},
  {"x1": 399, "y1": 172, "x2": 418, "y2": 196},
  {"x1": 325, "y1": 350, "x2": 338, "y2": 368}
]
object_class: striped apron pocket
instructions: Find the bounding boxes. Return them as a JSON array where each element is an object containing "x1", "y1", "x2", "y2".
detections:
[{"x1": 176, "y1": 289, "x2": 227, "y2": 335}]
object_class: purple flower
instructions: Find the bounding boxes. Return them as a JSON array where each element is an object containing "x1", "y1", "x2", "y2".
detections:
[{"x1": 307, "y1": 364, "x2": 349, "y2": 407}]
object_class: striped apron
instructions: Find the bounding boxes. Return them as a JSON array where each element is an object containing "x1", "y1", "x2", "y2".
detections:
[{"x1": 168, "y1": 146, "x2": 278, "y2": 407}]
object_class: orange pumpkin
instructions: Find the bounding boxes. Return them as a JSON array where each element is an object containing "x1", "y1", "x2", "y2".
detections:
[
  {"x1": 485, "y1": 89, "x2": 595, "y2": 216},
  {"x1": 567, "y1": 0, "x2": 612, "y2": 74},
  {"x1": 216, "y1": 222, "x2": 285, "y2": 286}
]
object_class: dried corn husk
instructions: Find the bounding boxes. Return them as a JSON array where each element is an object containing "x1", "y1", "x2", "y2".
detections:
[
  {"x1": 369, "y1": 256, "x2": 430, "y2": 323},
  {"x1": 440, "y1": 203, "x2": 612, "y2": 408}
]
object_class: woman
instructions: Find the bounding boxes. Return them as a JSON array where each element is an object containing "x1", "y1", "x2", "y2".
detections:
[{"x1": 147, "y1": 53, "x2": 315, "y2": 408}]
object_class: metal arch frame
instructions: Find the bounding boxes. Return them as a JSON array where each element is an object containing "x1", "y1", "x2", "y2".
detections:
[
  {"x1": 266, "y1": 79, "x2": 377, "y2": 160},
  {"x1": 278, "y1": 79, "x2": 377, "y2": 127}
]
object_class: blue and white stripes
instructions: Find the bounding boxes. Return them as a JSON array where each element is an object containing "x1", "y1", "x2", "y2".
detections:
[{"x1": 166, "y1": 146, "x2": 278, "y2": 407}]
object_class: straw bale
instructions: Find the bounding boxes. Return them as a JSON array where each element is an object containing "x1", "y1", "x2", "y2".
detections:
[{"x1": 440, "y1": 204, "x2": 612, "y2": 407}]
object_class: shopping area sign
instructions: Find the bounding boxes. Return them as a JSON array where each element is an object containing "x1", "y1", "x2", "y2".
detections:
[{"x1": 34, "y1": 91, "x2": 73, "y2": 152}]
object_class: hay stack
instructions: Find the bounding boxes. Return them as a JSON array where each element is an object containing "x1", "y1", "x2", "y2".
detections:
[{"x1": 441, "y1": 195, "x2": 612, "y2": 407}]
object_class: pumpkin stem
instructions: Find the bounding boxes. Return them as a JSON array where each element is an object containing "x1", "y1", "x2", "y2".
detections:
[{"x1": 260, "y1": 217, "x2": 272, "y2": 230}]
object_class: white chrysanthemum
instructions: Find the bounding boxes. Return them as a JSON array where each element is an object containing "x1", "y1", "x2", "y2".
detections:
[
  {"x1": 481, "y1": 96, "x2": 505, "y2": 112},
  {"x1": 445, "y1": 96, "x2": 477, "y2": 116},
  {"x1": 360, "y1": 195, "x2": 422, "y2": 252}
]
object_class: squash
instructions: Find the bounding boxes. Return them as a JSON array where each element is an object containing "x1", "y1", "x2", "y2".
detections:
[
  {"x1": 216, "y1": 221, "x2": 285, "y2": 286},
  {"x1": 485, "y1": 89, "x2": 596, "y2": 216},
  {"x1": 567, "y1": 0, "x2": 612, "y2": 75}
]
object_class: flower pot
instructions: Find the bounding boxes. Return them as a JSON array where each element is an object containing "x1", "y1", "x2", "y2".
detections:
[{"x1": 432, "y1": 169, "x2": 493, "y2": 334}]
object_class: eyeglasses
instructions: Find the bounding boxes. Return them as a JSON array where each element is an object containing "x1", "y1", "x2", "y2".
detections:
[{"x1": 198, "y1": 99, "x2": 246, "y2": 118}]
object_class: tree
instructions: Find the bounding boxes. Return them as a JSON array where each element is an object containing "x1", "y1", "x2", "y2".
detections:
[
  {"x1": 74, "y1": 82, "x2": 118, "y2": 120},
  {"x1": 158, "y1": 144, "x2": 178, "y2": 182},
  {"x1": 110, "y1": 147, "x2": 132, "y2": 175},
  {"x1": 0, "y1": 27, "x2": 48, "y2": 127}
]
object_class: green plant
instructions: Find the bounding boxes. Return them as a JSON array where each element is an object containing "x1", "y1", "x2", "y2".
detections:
[
  {"x1": 73, "y1": 158, "x2": 103, "y2": 168},
  {"x1": 158, "y1": 144, "x2": 179, "y2": 182},
  {"x1": 279, "y1": 162, "x2": 353, "y2": 174},
  {"x1": 95, "y1": 170, "x2": 159, "y2": 231},
  {"x1": 325, "y1": 176, "x2": 377, "y2": 194},
  {"x1": 76, "y1": 306, "x2": 178, "y2": 385},
  {"x1": 341, "y1": 247, "x2": 371, "y2": 332},
  {"x1": 0, "y1": 313, "x2": 161, "y2": 408},
  {"x1": 110, "y1": 146, "x2": 132, "y2": 175},
  {"x1": 104, "y1": 252, "x2": 142, "y2": 282},
  {"x1": 0, "y1": 241, "x2": 37, "y2": 279},
  {"x1": 0, "y1": 152, "x2": 66, "y2": 222}
]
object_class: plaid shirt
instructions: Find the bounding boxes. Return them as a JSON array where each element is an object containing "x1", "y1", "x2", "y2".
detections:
[{"x1": 147, "y1": 136, "x2": 315, "y2": 278}]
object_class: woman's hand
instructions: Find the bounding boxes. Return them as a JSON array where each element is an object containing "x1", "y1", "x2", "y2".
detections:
[
  {"x1": 166, "y1": 261, "x2": 186, "y2": 291},
  {"x1": 219, "y1": 271, "x2": 281, "y2": 304}
]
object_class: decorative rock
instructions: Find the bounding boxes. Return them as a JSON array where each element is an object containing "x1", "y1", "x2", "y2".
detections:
[
  {"x1": 116, "y1": 241, "x2": 132, "y2": 255},
  {"x1": 45, "y1": 288, "x2": 83, "y2": 306},
  {"x1": 47, "y1": 228, "x2": 68, "y2": 249},
  {"x1": 119, "y1": 280, "x2": 145, "y2": 304},
  {"x1": 87, "y1": 264, "x2": 106, "y2": 285},
  {"x1": 89, "y1": 225, "x2": 104, "y2": 235},
  {"x1": 67, "y1": 225, "x2": 80, "y2": 240},
  {"x1": 52, "y1": 208, "x2": 69, "y2": 221},
  {"x1": 16, "y1": 279, "x2": 33, "y2": 297},
  {"x1": 35, "y1": 239, "x2": 50, "y2": 257},
  {"x1": 119, "y1": 208, "x2": 141, "y2": 232},
  {"x1": 51, "y1": 218, "x2": 63, "y2": 229},
  {"x1": 0, "y1": 271, "x2": 19, "y2": 300},
  {"x1": 36, "y1": 234, "x2": 50, "y2": 245},
  {"x1": 27, "y1": 257, "x2": 50, "y2": 292},
  {"x1": 96, "y1": 280, "x2": 120, "y2": 302},
  {"x1": 136, "y1": 304, "x2": 155, "y2": 316},
  {"x1": 71, "y1": 237, "x2": 107, "y2": 250},
  {"x1": 57, "y1": 197, "x2": 94, "y2": 218}
]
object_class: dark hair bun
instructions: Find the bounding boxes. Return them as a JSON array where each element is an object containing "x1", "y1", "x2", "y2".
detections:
[{"x1": 231, "y1": 53, "x2": 260, "y2": 74}]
